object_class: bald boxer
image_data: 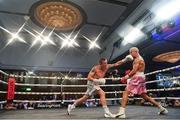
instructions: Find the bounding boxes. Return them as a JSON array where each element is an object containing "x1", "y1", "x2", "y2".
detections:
[
  {"x1": 115, "y1": 47, "x2": 168, "y2": 118},
  {"x1": 67, "y1": 58, "x2": 128, "y2": 118}
]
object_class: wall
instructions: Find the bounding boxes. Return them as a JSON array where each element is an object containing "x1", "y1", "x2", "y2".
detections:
[{"x1": 100, "y1": 0, "x2": 157, "y2": 60}]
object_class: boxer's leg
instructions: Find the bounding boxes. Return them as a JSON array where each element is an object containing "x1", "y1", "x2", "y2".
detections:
[
  {"x1": 97, "y1": 88, "x2": 115, "y2": 118},
  {"x1": 73, "y1": 95, "x2": 89, "y2": 106},
  {"x1": 116, "y1": 89, "x2": 130, "y2": 118},
  {"x1": 67, "y1": 82, "x2": 93, "y2": 115},
  {"x1": 67, "y1": 95, "x2": 89, "y2": 115},
  {"x1": 141, "y1": 93, "x2": 168, "y2": 115}
]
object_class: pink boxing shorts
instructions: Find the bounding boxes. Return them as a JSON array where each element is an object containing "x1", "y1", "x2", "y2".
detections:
[{"x1": 126, "y1": 72, "x2": 147, "y2": 96}]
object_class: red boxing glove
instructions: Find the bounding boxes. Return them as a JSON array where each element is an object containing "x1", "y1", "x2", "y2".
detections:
[
  {"x1": 125, "y1": 70, "x2": 131, "y2": 75},
  {"x1": 120, "y1": 75, "x2": 129, "y2": 84},
  {"x1": 120, "y1": 77, "x2": 127, "y2": 84}
]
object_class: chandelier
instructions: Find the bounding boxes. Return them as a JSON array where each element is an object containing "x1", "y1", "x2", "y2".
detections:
[
  {"x1": 30, "y1": 0, "x2": 86, "y2": 31},
  {"x1": 153, "y1": 51, "x2": 180, "y2": 63}
]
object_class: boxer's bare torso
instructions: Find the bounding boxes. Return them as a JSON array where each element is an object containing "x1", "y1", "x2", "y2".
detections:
[
  {"x1": 133, "y1": 56, "x2": 145, "y2": 73},
  {"x1": 89, "y1": 65, "x2": 109, "y2": 79}
]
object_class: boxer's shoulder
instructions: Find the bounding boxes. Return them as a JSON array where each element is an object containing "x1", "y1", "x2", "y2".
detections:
[{"x1": 135, "y1": 57, "x2": 143, "y2": 62}]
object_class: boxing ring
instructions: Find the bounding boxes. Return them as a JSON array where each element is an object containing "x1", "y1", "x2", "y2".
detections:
[{"x1": 0, "y1": 65, "x2": 180, "y2": 119}]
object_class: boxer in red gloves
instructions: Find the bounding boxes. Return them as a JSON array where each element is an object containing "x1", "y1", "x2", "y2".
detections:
[{"x1": 115, "y1": 47, "x2": 168, "y2": 118}]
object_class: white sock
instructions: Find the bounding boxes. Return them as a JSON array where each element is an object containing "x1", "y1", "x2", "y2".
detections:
[
  {"x1": 71, "y1": 103, "x2": 76, "y2": 109},
  {"x1": 119, "y1": 107, "x2": 125, "y2": 114},
  {"x1": 158, "y1": 104, "x2": 164, "y2": 111},
  {"x1": 103, "y1": 106, "x2": 110, "y2": 113}
]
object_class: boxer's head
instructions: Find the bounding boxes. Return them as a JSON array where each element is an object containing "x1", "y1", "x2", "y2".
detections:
[
  {"x1": 129, "y1": 47, "x2": 139, "y2": 58},
  {"x1": 99, "y1": 58, "x2": 108, "y2": 68}
]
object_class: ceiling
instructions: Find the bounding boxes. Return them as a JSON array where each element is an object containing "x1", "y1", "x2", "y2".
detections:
[
  {"x1": 0, "y1": 0, "x2": 142, "y2": 49},
  {"x1": 112, "y1": 24, "x2": 180, "y2": 71},
  {"x1": 0, "y1": 0, "x2": 179, "y2": 71}
]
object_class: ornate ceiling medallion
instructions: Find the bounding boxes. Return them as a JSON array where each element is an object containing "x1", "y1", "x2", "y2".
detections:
[
  {"x1": 29, "y1": 0, "x2": 86, "y2": 31},
  {"x1": 153, "y1": 51, "x2": 180, "y2": 63}
]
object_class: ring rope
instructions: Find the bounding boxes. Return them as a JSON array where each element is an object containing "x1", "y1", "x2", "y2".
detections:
[
  {"x1": 0, "y1": 65, "x2": 179, "y2": 80},
  {"x1": 0, "y1": 87, "x2": 179, "y2": 95},
  {"x1": 144, "y1": 65, "x2": 180, "y2": 76},
  {"x1": 0, "y1": 97, "x2": 180, "y2": 104},
  {"x1": 1, "y1": 76, "x2": 178, "y2": 87},
  {"x1": 0, "y1": 76, "x2": 179, "y2": 91},
  {"x1": 0, "y1": 70, "x2": 9, "y2": 76},
  {"x1": 0, "y1": 79, "x2": 8, "y2": 84},
  {"x1": 0, "y1": 101, "x2": 6, "y2": 104},
  {"x1": 145, "y1": 76, "x2": 180, "y2": 84}
]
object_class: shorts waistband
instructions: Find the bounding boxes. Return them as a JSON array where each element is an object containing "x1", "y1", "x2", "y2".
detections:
[{"x1": 135, "y1": 72, "x2": 144, "y2": 76}]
